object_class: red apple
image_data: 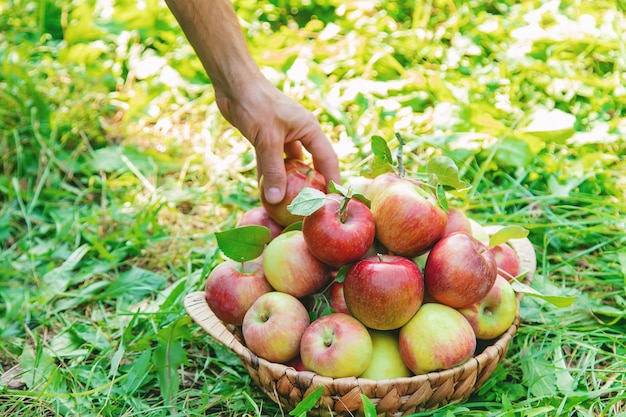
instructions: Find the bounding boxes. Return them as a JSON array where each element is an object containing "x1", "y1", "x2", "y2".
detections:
[
  {"x1": 237, "y1": 206, "x2": 284, "y2": 241},
  {"x1": 205, "y1": 258, "x2": 273, "y2": 326},
  {"x1": 300, "y1": 313, "x2": 373, "y2": 378},
  {"x1": 328, "y1": 282, "x2": 350, "y2": 315},
  {"x1": 370, "y1": 180, "x2": 447, "y2": 257},
  {"x1": 302, "y1": 194, "x2": 375, "y2": 267},
  {"x1": 360, "y1": 329, "x2": 412, "y2": 380},
  {"x1": 443, "y1": 207, "x2": 473, "y2": 237},
  {"x1": 399, "y1": 303, "x2": 476, "y2": 375},
  {"x1": 424, "y1": 232, "x2": 498, "y2": 308},
  {"x1": 458, "y1": 275, "x2": 518, "y2": 339},
  {"x1": 242, "y1": 292, "x2": 310, "y2": 363},
  {"x1": 490, "y1": 242, "x2": 521, "y2": 281},
  {"x1": 284, "y1": 355, "x2": 306, "y2": 371},
  {"x1": 343, "y1": 254, "x2": 424, "y2": 330},
  {"x1": 260, "y1": 158, "x2": 326, "y2": 227},
  {"x1": 263, "y1": 230, "x2": 330, "y2": 298}
]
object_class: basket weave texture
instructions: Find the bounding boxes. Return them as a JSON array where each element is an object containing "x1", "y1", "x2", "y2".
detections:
[{"x1": 184, "y1": 228, "x2": 536, "y2": 416}]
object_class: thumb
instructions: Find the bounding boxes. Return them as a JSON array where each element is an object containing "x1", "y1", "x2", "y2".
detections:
[{"x1": 257, "y1": 145, "x2": 287, "y2": 205}]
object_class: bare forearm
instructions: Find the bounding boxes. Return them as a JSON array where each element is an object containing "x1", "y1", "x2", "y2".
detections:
[{"x1": 165, "y1": 0, "x2": 260, "y2": 97}]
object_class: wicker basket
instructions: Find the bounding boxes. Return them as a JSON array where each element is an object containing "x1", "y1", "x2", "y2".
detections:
[{"x1": 184, "y1": 227, "x2": 536, "y2": 416}]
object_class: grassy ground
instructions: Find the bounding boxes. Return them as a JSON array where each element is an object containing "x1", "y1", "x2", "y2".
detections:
[{"x1": 1, "y1": 0, "x2": 625, "y2": 416}]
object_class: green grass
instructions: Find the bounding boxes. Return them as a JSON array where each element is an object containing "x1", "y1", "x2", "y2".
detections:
[{"x1": 1, "y1": 0, "x2": 625, "y2": 415}]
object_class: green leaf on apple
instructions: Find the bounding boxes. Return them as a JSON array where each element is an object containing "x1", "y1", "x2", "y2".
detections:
[
  {"x1": 510, "y1": 279, "x2": 576, "y2": 308},
  {"x1": 289, "y1": 386, "x2": 324, "y2": 416},
  {"x1": 333, "y1": 264, "x2": 351, "y2": 284},
  {"x1": 282, "y1": 221, "x2": 303, "y2": 233},
  {"x1": 370, "y1": 135, "x2": 395, "y2": 176},
  {"x1": 489, "y1": 225, "x2": 530, "y2": 247},
  {"x1": 426, "y1": 156, "x2": 470, "y2": 191},
  {"x1": 214, "y1": 225, "x2": 270, "y2": 262},
  {"x1": 329, "y1": 180, "x2": 371, "y2": 207},
  {"x1": 287, "y1": 187, "x2": 327, "y2": 216},
  {"x1": 360, "y1": 394, "x2": 377, "y2": 417},
  {"x1": 435, "y1": 183, "x2": 449, "y2": 212}
]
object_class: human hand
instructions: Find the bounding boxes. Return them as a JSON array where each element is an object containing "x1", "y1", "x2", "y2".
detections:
[{"x1": 214, "y1": 76, "x2": 340, "y2": 204}]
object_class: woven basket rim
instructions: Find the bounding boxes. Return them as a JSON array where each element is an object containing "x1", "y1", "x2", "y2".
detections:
[{"x1": 185, "y1": 225, "x2": 536, "y2": 415}]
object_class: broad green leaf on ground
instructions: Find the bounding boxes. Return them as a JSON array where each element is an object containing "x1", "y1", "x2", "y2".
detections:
[
  {"x1": 489, "y1": 225, "x2": 530, "y2": 247},
  {"x1": 101, "y1": 267, "x2": 168, "y2": 304},
  {"x1": 19, "y1": 345, "x2": 56, "y2": 389},
  {"x1": 41, "y1": 244, "x2": 91, "y2": 298},
  {"x1": 215, "y1": 225, "x2": 271, "y2": 262},
  {"x1": 286, "y1": 187, "x2": 327, "y2": 216}
]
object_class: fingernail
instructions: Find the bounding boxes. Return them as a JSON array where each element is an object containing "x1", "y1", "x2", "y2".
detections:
[{"x1": 265, "y1": 187, "x2": 282, "y2": 205}]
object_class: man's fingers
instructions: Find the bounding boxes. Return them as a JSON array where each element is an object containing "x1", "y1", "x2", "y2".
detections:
[
  {"x1": 284, "y1": 141, "x2": 303, "y2": 161},
  {"x1": 256, "y1": 141, "x2": 287, "y2": 205},
  {"x1": 299, "y1": 127, "x2": 341, "y2": 188}
]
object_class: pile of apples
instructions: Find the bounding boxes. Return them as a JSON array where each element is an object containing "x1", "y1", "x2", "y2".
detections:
[{"x1": 205, "y1": 157, "x2": 525, "y2": 380}]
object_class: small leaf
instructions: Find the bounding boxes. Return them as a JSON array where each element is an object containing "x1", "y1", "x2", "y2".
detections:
[
  {"x1": 215, "y1": 225, "x2": 271, "y2": 262},
  {"x1": 328, "y1": 180, "x2": 349, "y2": 197},
  {"x1": 333, "y1": 264, "x2": 352, "y2": 284},
  {"x1": 371, "y1": 135, "x2": 393, "y2": 163},
  {"x1": 361, "y1": 394, "x2": 377, "y2": 417},
  {"x1": 289, "y1": 386, "x2": 324, "y2": 416},
  {"x1": 352, "y1": 193, "x2": 371, "y2": 207},
  {"x1": 286, "y1": 187, "x2": 327, "y2": 216},
  {"x1": 370, "y1": 135, "x2": 395, "y2": 176},
  {"x1": 489, "y1": 225, "x2": 530, "y2": 247},
  {"x1": 510, "y1": 280, "x2": 576, "y2": 308},
  {"x1": 435, "y1": 183, "x2": 448, "y2": 212},
  {"x1": 426, "y1": 156, "x2": 469, "y2": 190},
  {"x1": 282, "y1": 221, "x2": 303, "y2": 233}
]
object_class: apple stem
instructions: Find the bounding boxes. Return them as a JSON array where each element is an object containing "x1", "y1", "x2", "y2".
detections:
[
  {"x1": 324, "y1": 337, "x2": 333, "y2": 348},
  {"x1": 377, "y1": 253, "x2": 384, "y2": 262},
  {"x1": 339, "y1": 195, "x2": 350, "y2": 223},
  {"x1": 240, "y1": 258, "x2": 245, "y2": 272},
  {"x1": 395, "y1": 132, "x2": 406, "y2": 178},
  {"x1": 497, "y1": 267, "x2": 515, "y2": 281}
]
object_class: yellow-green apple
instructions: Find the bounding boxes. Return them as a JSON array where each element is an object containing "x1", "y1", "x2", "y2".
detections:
[
  {"x1": 424, "y1": 232, "x2": 497, "y2": 308},
  {"x1": 260, "y1": 158, "x2": 326, "y2": 227},
  {"x1": 458, "y1": 275, "x2": 518, "y2": 339},
  {"x1": 364, "y1": 172, "x2": 400, "y2": 201},
  {"x1": 443, "y1": 207, "x2": 473, "y2": 237},
  {"x1": 370, "y1": 180, "x2": 447, "y2": 257},
  {"x1": 343, "y1": 254, "x2": 424, "y2": 330},
  {"x1": 490, "y1": 243, "x2": 520, "y2": 281},
  {"x1": 242, "y1": 292, "x2": 310, "y2": 363},
  {"x1": 343, "y1": 175, "x2": 373, "y2": 197},
  {"x1": 263, "y1": 230, "x2": 330, "y2": 298},
  {"x1": 328, "y1": 282, "x2": 350, "y2": 315},
  {"x1": 302, "y1": 194, "x2": 375, "y2": 267},
  {"x1": 205, "y1": 258, "x2": 273, "y2": 326},
  {"x1": 299, "y1": 313, "x2": 373, "y2": 378},
  {"x1": 236, "y1": 206, "x2": 284, "y2": 241},
  {"x1": 399, "y1": 303, "x2": 476, "y2": 375},
  {"x1": 469, "y1": 218, "x2": 490, "y2": 245},
  {"x1": 359, "y1": 329, "x2": 412, "y2": 380}
]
